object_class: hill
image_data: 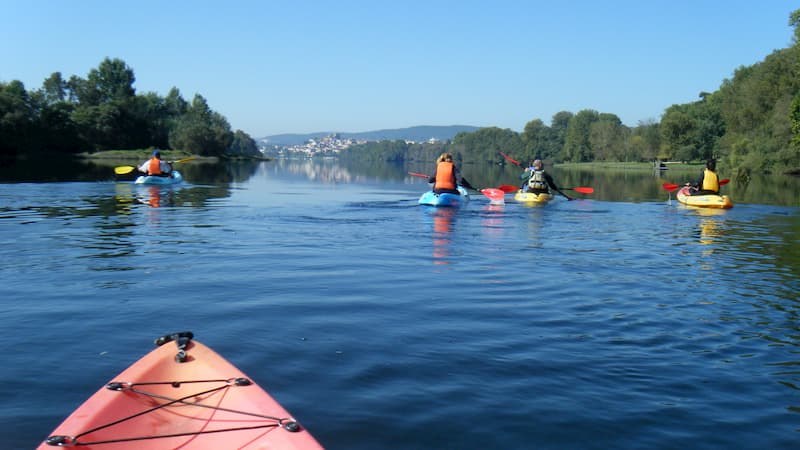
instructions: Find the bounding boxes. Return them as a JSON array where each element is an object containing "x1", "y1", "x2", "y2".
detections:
[{"x1": 258, "y1": 125, "x2": 481, "y2": 146}]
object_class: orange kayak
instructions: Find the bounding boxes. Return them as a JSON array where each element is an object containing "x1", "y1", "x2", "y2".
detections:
[{"x1": 39, "y1": 332, "x2": 323, "y2": 449}]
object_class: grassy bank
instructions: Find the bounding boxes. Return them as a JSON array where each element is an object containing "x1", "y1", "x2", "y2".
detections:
[
  {"x1": 79, "y1": 150, "x2": 270, "y2": 163},
  {"x1": 77, "y1": 149, "x2": 198, "y2": 161}
]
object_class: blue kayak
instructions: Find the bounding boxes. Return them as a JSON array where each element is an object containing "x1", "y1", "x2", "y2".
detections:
[
  {"x1": 134, "y1": 171, "x2": 183, "y2": 185},
  {"x1": 418, "y1": 186, "x2": 469, "y2": 207}
]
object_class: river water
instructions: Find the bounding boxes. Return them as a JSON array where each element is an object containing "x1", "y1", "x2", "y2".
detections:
[{"x1": 1, "y1": 159, "x2": 798, "y2": 449}]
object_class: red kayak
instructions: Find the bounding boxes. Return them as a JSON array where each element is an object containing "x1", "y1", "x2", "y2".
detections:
[{"x1": 39, "y1": 332, "x2": 323, "y2": 449}]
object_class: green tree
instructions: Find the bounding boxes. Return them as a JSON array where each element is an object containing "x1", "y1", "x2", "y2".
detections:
[
  {"x1": 629, "y1": 119, "x2": 660, "y2": 161},
  {"x1": 589, "y1": 113, "x2": 626, "y2": 161},
  {"x1": 521, "y1": 119, "x2": 550, "y2": 162},
  {"x1": 790, "y1": 8, "x2": 800, "y2": 43},
  {"x1": 36, "y1": 97, "x2": 82, "y2": 153},
  {"x1": 41, "y1": 72, "x2": 67, "y2": 104},
  {"x1": 547, "y1": 111, "x2": 573, "y2": 162},
  {"x1": 562, "y1": 109, "x2": 599, "y2": 162},
  {"x1": 228, "y1": 130, "x2": 261, "y2": 157},
  {"x1": 452, "y1": 127, "x2": 522, "y2": 163},
  {"x1": 169, "y1": 94, "x2": 233, "y2": 156},
  {"x1": 660, "y1": 107, "x2": 698, "y2": 161},
  {"x1": 65, "y1": 59, "x2": 141, "y2": 150},
  {"x1": 0, "y1": 81, "x2": 36, "y2": 156},
  {"x1": 790, "y1": 92, "x2": 800, "y2": 146},
  {"x1": 86, "y1": 57, "x2": 136, "y2": 104}
]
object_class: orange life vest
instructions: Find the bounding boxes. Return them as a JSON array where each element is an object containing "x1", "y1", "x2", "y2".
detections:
[
  {"x1": 434, "y1": 162, "x2": 456, "y2": 190},
  {"x1": 148, "y1": 158, "x2": 162, "y2": 175}
]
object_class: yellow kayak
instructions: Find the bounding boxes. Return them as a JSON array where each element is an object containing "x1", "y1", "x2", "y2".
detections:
[
  {"x1": 676, "y1": 186, "x2": 733, "y2": 209},
  {"x1": 514, "y1": 190, "x2": 554, "y2": 204}
]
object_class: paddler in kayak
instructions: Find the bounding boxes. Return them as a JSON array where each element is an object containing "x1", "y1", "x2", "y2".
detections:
[
  {"x1": 138, "y1": 150, "x2": 173, "y2": 177},
  {"x1": 428, "y1": 152, "x2": 475, "y2": 194},
  {"x1": 520, "y1": 159, "x2": 571, "y2": 200},
  {"x1": 688, "y1": 159, "x2": 720, "y2": 195}
]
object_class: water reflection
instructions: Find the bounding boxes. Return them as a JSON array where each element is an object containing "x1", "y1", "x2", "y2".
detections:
[
  {"x1": 429, "y1": 208, "x2": 456, "y2": 265},
  {"x1": 691, "y1": 208, "x2": 728, "y2": 247},
  {"x1": 134, "y1": 186, "x2": 170, "y2": 208},
  {"x1": 480, "y1": 204, "x2": 505, "y2": 238},
  {"x1": 3, "y1": 156, "x2": 798, "y2": 206}
]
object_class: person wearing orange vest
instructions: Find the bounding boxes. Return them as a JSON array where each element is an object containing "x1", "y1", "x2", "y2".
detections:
[
  {"x1": 427, "y1": 152, "x2": 473, "y2": 194},
  {"x1": 137, "y1": 150, "x2": 173, "y2": 177},
  {"x1": 690, "y1": 159, "x2": 720, "y2": 195}
]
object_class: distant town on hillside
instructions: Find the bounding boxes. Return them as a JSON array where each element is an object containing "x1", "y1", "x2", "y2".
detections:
[{"x1": 258, "y1": 125, "x2": 480, "y2": 156}]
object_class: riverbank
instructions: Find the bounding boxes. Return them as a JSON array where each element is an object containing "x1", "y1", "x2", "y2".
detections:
[
  {"x1": 555, "y1": 161, "x2": 701, "y2": 171},
  {"x1": 78, "y1": 150, "x2": 208, "y2": 162},
  {"x1": 78, "y1": 150, "x2": 272, "y2": 163}
]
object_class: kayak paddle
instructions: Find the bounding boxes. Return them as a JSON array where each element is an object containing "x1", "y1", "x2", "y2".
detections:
[
  {"x1": 661, "y1": 183, "x2": 680, "y2": 192},
  {"x1": 480, "y1": 188, "x2": 506, "y2": 204},
  {"x1": 114, "y1": 165, "x2": 137, "y2": 175},
  {"x1": 562, "y1": 187, "x2": 594, "y2": 194},
  {"x1": 499, "y1": 151, "x2": 522, "y2": 167}
]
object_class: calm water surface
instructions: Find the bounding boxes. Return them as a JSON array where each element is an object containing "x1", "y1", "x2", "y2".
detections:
[{"x1": 1, "y1": 160, "x2": 799, "y2": 449}]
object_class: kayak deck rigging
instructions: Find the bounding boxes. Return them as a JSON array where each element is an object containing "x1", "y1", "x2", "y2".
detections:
[
  {"x1": 46, "y1": 377, "x2": 299, "y2": 446},
  {"x1": 43, "y1": 332, "x2": 311, "y2": 448}
]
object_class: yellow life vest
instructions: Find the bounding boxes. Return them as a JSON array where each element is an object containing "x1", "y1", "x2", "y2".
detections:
[{"x1": 702, "y1": 168, "x2": 719, "y2": 192}]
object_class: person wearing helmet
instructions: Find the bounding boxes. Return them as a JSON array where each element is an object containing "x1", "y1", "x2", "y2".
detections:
[{"x1": 138, "y1": 150, "x2": 173, "y2": 177}]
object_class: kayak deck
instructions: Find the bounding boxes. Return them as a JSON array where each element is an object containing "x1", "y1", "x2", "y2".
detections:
[{"x1": 39, "y1": 332, "x2": 322, "y2": 449}]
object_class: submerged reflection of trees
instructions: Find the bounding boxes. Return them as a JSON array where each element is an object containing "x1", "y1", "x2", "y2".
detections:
[{"x1": 181, "y1": 160, "x2": 261, "y2": 184}]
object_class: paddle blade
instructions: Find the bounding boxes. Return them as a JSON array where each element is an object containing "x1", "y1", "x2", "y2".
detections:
[
  {"x1": 572, "y1": 187, "x2": 594, "y2": 194},
  {"x1": 497, "y1": 184, "x2": 518, "y2": 193},
  {"x1": 408, "y1": 172, "x2": 430, "y2": 179},
  {"x1": 114, "y1": 166, "x2": 135, "y2": 175},
  {"x1": 661, "y1": 183, "x2": 680, "y2": 192},
  {"x1": 498, "y1": 151, "x2": 521, "y2": 167},
  {"x1": 720, "y1": 178, "x2": 730, "y2": 186},
  {"x1": 481, "y1": 188, "x2": 506, "y2": 204},
  {"x1": 172, "y1": 156, "x2": 196, "y2": 164}
]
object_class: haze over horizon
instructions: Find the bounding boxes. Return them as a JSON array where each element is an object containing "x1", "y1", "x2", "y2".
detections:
[{"x1": 2, "y1": 1, "x2": 797, "y2": 138}]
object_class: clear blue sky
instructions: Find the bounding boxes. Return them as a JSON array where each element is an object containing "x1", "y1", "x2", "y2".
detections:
[{"x1": 2, "y1": 1, "x2": 797, "y2": 138}]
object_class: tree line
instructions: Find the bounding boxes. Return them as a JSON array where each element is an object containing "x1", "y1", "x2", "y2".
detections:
[
  {"x1": 0, "y1": 57, "x2": 260, "y2": 158},
  {"x1": 342, "y1": 9, "x2": 800, "y2": 176},
  {"x1": 5, "y1": 9, "x2": 800, "y2": 175}
]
